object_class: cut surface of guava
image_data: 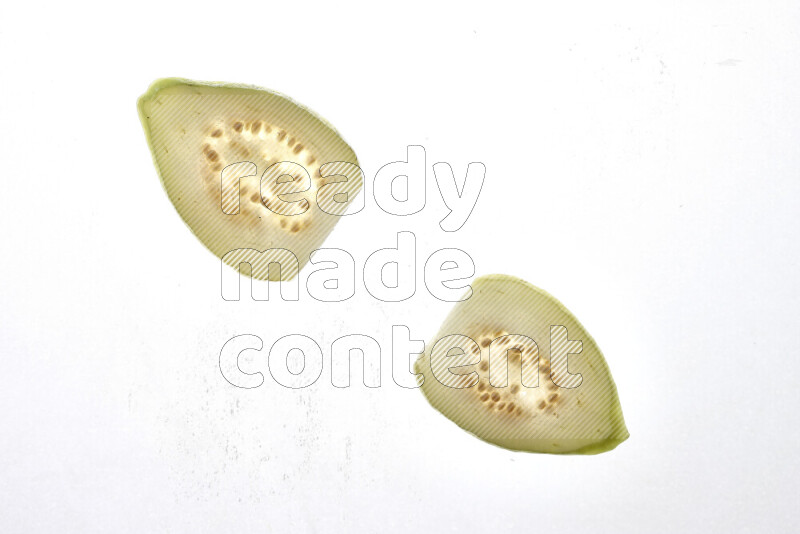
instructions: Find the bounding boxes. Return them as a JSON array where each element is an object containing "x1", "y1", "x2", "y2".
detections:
[
  {"x1": 138, "y1": 78, "x2": 362, "y2": 280},
  {"x1": 414, "y1": 274, "x2": 629, "y2": 454}
]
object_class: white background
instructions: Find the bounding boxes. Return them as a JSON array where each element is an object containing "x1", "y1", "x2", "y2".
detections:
[{"x1": 1, "y1": 1, "x2": 798, "y2": 532}]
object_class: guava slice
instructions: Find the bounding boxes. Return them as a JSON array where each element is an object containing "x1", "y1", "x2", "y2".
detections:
[
  {"x1": 414, "y1": 274, "x2": 629, "y2": 454},
  {"x1": 138, "y1": 78, "x2": 362, "y2": 281}
]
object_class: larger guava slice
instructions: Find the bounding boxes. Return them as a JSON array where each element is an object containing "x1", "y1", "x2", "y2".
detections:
[
  {"x1": 138, "y1": 78, "x2": 362, "y2": 281},
  {"x1": 414, "y1": 274, "x2": 629, "y2": 454}
]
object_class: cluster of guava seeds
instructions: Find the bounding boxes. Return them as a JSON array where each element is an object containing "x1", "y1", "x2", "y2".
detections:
[
  {"x1": 200, "y1": 120, "x2": 324, "y2": 233},
  {"x1": 470, "y1": 329, "x2": 563, "y2": 418}
]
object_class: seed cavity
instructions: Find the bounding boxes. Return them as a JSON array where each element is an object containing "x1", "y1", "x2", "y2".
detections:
[
  {"x1": 196, "y1": 119, "x2": 346, "y2": 249},
  {"x1": 480, "y1": 393, "x2": 490, "y2": 402},
  {"x1": 490, "y1": 392, "x2": 500, "y2": 402}
]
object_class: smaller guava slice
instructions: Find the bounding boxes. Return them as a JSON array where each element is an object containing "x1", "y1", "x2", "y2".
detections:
[
  {"x1": 138, "y1": 78, "x2": 362, "y2": 281},
  {"x1": 414, "y1": 274, "x2": 629, "y2": 454}
]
